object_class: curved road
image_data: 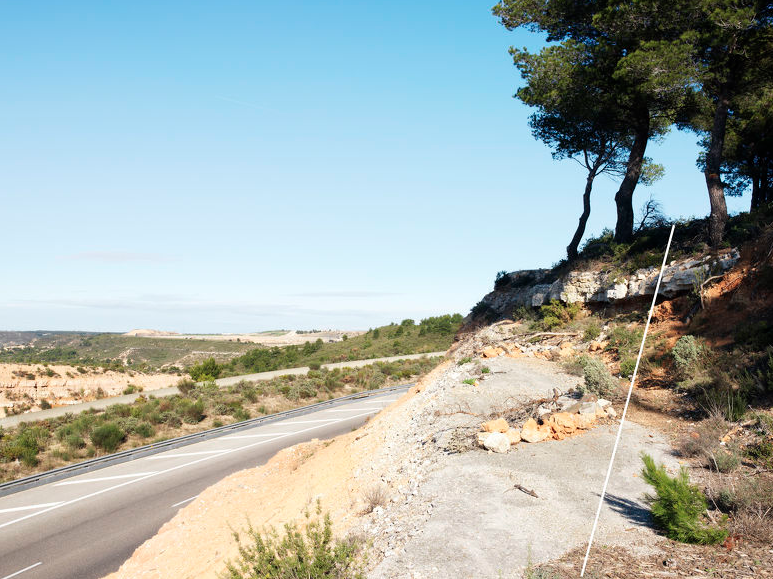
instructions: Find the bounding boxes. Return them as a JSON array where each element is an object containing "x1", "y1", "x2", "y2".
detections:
[{"x1": 0, "y1": 387, "x2": 407, "y2": 579}]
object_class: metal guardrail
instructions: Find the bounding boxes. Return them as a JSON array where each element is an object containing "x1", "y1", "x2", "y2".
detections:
[{"x1": 0, "y1": 383, "x2": 412, "y2": 498}]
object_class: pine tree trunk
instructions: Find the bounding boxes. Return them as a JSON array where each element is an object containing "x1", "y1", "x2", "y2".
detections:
[
  {"x1": 567, "y1": 169, "x2": 596, "y2": 261},
  {"x1": 750, "y1": 172, "x2": 761, "y2": 210},
  {"x1": 614, "y1": 118, "x2": 649, "y2": 244},
  {"x1": 705, "y1": 90, "x2": 729, "y2": 247}
]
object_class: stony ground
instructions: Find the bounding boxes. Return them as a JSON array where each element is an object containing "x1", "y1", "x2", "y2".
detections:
[{"x1": 104, "y1": 326, "x2": 682, "y2": 579}]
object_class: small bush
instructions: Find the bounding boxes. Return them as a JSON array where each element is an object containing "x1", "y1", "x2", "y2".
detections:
[
  {"x1": 538, "y1": 300, "x2": 581, "y2": 331},
  {"x1": 672, "y1": 335, "x2": 702, "y2": 378},
  {"x1": 462, "y1": 378, "x2": 477, "y2": 385},
  {"x1": 457, "y1": 357, "x2": 472, "y2": 365},
  {"x1": 620, "y1": 358, "x2": 636, "y2": 378},
  {"x1": 578, "y1": 356, "x2": 617, "y2": 396},
  {"x1": 744, "y1": 439, "x2": 773, "y2": 467},
  {"x1": 641, "y1": 454, "x2": 727, "y2": 544},
  {"x1": 308, "y1": 362, "x2": 322, "y2": 371},
  {"x1": 176, "y1": 378, "x2": 196, "y2": 395},
  {"x1": 188, "y1": 357, "x2": 222, "y2": 381},
  {"x1": 607, "y1": 325, "x2": 643, "y2": 359},
  {"x1": 91, "y1": 423, "x2": 126, "y2": 453},
  {"x1": 40, "y1": 399, "x2": 52, "y2": 410},
  {"x1": 221, "y1": 502, "x2": 365, "y2": 579},
  {"x1": 481, "y1": 366, "x2": 491, "y2": 374},
  {"x1": 362, "y1": 484, "x2": 389, "y2": 513},
  {"x1": 709, "y1": 449, "x2": 741, "y2": 473},
  {"x1": 583, "y1": 324, "x2": 601, "y2": 342}
]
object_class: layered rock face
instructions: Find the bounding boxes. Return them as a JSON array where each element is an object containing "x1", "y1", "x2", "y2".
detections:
[{"x1": 479, "y1": 249, "x2": 739, "y2": 317}]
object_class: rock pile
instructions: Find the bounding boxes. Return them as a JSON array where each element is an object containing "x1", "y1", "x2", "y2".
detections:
[{"x1": 476, "y1": 394, "x2": 616, "y2": 452}]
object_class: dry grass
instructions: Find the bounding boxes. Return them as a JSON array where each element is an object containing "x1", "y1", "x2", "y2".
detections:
[{"x1": 361, "y1": 484, "x2": 389, "y2": 514}]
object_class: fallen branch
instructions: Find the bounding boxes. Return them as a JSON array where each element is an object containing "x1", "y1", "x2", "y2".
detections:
[
  {"x1": 699, "y1": 275, "x2": 724, "y2": 309},
  {"x1": 505, "y1": 483, "x2": 539, "y2": 498}
]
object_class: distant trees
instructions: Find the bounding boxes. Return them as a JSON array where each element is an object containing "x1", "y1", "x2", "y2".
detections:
[{"x1": 494, "y1": 0, "x2": 773, "y2": 248}]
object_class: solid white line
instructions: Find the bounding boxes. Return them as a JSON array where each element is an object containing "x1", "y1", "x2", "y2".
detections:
[
  {"x1": 171, "y1": 495, "x2": 198, "y2": 508},
  {"x1": 322, "y1": 408, "x2": 379, "y2": 413},
  {"x1": 146, "y1": 450, "x2": 225, "y2": 460},
  {"x1": 280, "y1": 419, "x2": 338, "y2": 425},
  {"x1": 580, "y1": 224, "x2": 675, "y2": 577},
  {"x1": 54, "y1": 473, "x2": 158, "y2": 486},
  {"x1": 0, "y1": 502, "x2": 62, "y2": 514},
  {"x1": 221, "y1": 433, "x2": 296, "y2": 439},
  {"x1": 0, "y1": 409, "x2": 378, "y2": 531},
  {"x1": 1, "y1": 562, "x2": 42, "y2": 579}
]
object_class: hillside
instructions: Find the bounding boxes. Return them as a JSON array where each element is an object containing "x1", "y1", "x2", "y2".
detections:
[{"x1": 103, "y1": 210, "x2": 773, "y2": 578}]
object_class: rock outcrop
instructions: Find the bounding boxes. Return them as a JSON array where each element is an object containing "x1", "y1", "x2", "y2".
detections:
[{"x1": 477, "y1": 249, "x2": 739, "y2": 318}]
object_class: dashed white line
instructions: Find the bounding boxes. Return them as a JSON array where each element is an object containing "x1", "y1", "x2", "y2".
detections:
[
  {"x1": 54, "y1": 473, "x2": 158, "y2": 486},
  {"x1": 1, "y1": 562, "x2": 42, "y2": 579},
  {"x1": 146, "y1": 450, "x2": 226, "y2": 460},
  {"x1": 171, "y1": 495, "x2": 198, "y2": 508},
  {"x1": 0, "y1": 409, "x2": 377, "y2": 531},
  {"x1": 0, "y1": 502, "x2": 62, "y2": 514}
]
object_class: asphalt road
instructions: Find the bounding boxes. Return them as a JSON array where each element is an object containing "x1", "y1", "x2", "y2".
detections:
[{"x1": 0, "y1": 388, "x2": 406, "y2": 579}]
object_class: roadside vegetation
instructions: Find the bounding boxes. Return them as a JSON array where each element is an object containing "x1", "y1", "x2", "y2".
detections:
[
  {"x1": 0, "y1": 316, "x2": 461, "y2": 380},
  {"x1": 0, "y1": 356, "x2": 440, "y2": 483},
  {"x1": 222, "y1": 500, "x2": 366, "y2": 579},
  {"x1": 188, "y1": 315, "x2": 462, "y2": 380}
]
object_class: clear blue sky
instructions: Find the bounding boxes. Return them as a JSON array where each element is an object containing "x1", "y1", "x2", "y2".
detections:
[{"x1": 1, "y1": 1, "x2": 749, "y2": 333}]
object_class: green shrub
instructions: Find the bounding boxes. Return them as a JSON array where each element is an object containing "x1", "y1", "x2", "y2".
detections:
[
  {"x1": 457, "y1": 357, "x2": 472, "y2": 365},
  {"x1": 578, "y1": 356, "x2": 617, "y2": 396},
  {"x1": 641, "y1": 454, "x2": 727, "y2": 544},
  {"x1": 620, "y1": 358, "x2": 636, "y2": 378},
  {"x1": 607, "y1": 325, "x2": 644, "y2": 359},
  {"x1": 744, "y1": 439, "x2": 773, "y2": 468},
  {"x1": 64, "y1": 433, "x2": 86, "y2": 450},
  {"x1": 462, "y1": 378, "x2": 477, "y2": 385},
  {"x1": 583, "y1": 324, "x2": 601, "y2": 342},
  {"x1": 1, "y1": 426, "x2": 49, "y2": 466},
  {"x1": 696, "y1": 374, "x2": 748, "y2": 421},
  {"x1": 177, "y1": 399, "x2": 206, "y2": 424},
  {"x1": 537, "y1": 300, "x2": 581, "y2": 331},
  {"x1": 672, "y1": 335, "x2": 702, "y2": 378},
  {"x1": 710, "y1": 449, "x2": 741, "y2": 473},
  {"x1": 90, "y1": 423, "x2": 126, "y2": 453},
  {"x1": 188, "y1": 357, "x2": 222, "y2": 382},
  {"x1": 134, "y1": 422, "x2": 155, "y2": 438},
  {"x1": 481, "y1": 367, "x2": 491, "y2": 374},
  {"x1": 221, "y1": 503, "x2": 365, "y2": 579}
]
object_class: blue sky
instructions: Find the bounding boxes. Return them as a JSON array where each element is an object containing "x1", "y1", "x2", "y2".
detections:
[{"x1": 1, "y1": 1, "x2": 749, "y2": 333}]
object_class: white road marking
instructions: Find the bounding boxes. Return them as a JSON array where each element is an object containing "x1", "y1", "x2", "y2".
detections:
[
  {"x1": 280, "y1": 419, "x2": 338, "y2": 425},
  {"x1": 146, "y1": 450, "x2": 225, "y2": 460},
  {"x1": 0, "y1": 409, "x2": 377, "y2": 531},
  {"x1": 54, "y1": 473, "x2": 158, "y2": 486},
  {"x1": 222, "y1": 433, "x2": 295, "y2": 439},
  {"x1": 0, "y1": 502, "x2": 62, "y2": 514},
  {"x1": 322, "y1": 408, "x2": 379, "y2": 413},
  {"x1": 1, "y1": 562, "x2": 42, "y2": 579},
  {"x1": 171, "y1": 495, "x2": 198, "y2": 508}
]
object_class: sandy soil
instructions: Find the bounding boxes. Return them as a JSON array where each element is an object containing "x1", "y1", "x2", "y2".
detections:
[
  {"x1": 0, "y1": 364, "x2": 180, "y2": 416},
  {"x1": 124, "y1": 329, "x2": 364, "y2": 346}
]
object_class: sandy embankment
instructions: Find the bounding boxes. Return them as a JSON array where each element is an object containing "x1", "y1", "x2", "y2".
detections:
[{"x1": 0, "y1": 363, "x2": 181, "y2": 415}]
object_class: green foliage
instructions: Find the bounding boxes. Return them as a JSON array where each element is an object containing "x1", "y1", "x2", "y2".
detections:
[
  {"x1": 536, "y1": 300, "x2": 580, "y2": 331},
  {"x1": 577, "y1": 356, "x2": 617, "y2": 397},
  {"x1": 606, "y1": 325, "x2": 644, "y2": 360},
  {"x1": 90, "y1": 423, "x2": 126, "y2": 453},
  {"x1": 457, "y1": 357, "x2": 472, "y2": 365},
  {"x1": 744, "y1": 439, "x2": 773, "y2": 468},
  {"x1": 671, "y1": 335, "x2": 703, "y2": 378},
  {"x1": 710, "y1": 449, "x2": 741, "y2": 473},
  {"x1": 640, "y1": 454, "x2": 727, "y2": 544},
  {"x1": 620, "y1": 358, "x2": 636, "y2": 378},
  {"x1": 481, "y1": 366, "x2": 491, "y2": 374},
  {"x1": 582, "y1": 324, "x2": 601, "y2": 342},
  {"x1": 189, "y1": 357, "x2": 222, "y2": 381},
  {"x1": 462, "y1": 378, "x2": 477, "y2": 385},
  {"x1": 221, "y1": 503, "x2": 365, "y2": 579},
  {"x1": 0, "y1": 425, "x2": 49, "y2": 466}
]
